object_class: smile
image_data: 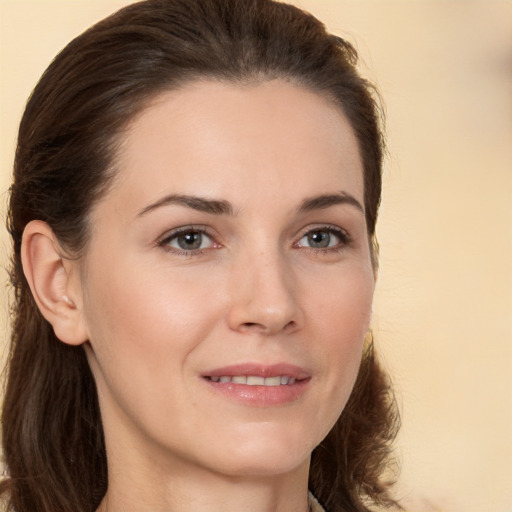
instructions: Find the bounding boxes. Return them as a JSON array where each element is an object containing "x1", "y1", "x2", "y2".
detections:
[
  {"x1": 207, "y1": 375, "x2": 296, "y2": 386},
  {"x1": 202, "y1": 364, "x2": 310, "y2": 406}
]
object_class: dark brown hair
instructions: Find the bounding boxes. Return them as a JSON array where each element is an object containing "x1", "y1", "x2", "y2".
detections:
[{"x1": 2, "y1": 1, "x2": 400, "y2": 511}]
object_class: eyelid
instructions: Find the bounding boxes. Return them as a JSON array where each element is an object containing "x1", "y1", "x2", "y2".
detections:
[
  {"x1": 294, "y1": 224, "x2": 352, "y2": 249},
  {"x1": 156, "y1": 223, "x2": 351, "y2": 255},
  {"x1": 157, "y1": 225, "x2": 220, "y2": 254}
]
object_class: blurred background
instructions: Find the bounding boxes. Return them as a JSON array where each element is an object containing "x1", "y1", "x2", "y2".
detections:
[{"x1": 1, "y1": 1, "x2": 511, "y2": 511}]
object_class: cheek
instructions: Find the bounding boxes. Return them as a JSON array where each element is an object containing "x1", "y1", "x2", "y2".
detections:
[
  {"x1": 309, "y1": 263, "x2": 374, "y2": 342},
  {"x1": 307, "y1": 265, "x2": 374, "y2": 416},
  {"x1": 81, "y1": 257, "x2": 225, "y2": 404},
  {"x1": 80, "y1": 258, "x2": 228, "y2": 441},
  {"x1": 85, "y1": 258, "x2": 215, "y2": 346}
]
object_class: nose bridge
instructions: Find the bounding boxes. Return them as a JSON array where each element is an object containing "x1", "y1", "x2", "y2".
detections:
[{"x1": 227, "y1": 240, "x2": 302, "y2": 335}]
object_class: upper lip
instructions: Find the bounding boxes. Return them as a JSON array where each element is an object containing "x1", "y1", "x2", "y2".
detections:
[{"x1": 203, "y1": 363, "x2": 310, "y2": 380}]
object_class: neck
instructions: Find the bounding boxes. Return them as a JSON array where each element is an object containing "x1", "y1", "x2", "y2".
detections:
[{"x1": 97, "y1": 460, "x2": 311, "y2": 512}]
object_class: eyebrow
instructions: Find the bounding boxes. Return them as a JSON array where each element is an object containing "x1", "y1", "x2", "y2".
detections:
[
  {"x1": 137, "y1": 194, "x2": 234, "y2": 217},
  {"x1": 137, "y1": 191, "x2": 363, "y2": 218},
  {"x1": 298, "y1": 192, "x2": 364, "y2": 214}
]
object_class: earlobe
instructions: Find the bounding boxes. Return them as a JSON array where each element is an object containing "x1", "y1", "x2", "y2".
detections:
[{"x1": 21, "y1": 220, "x2": 89, "y2": 346}]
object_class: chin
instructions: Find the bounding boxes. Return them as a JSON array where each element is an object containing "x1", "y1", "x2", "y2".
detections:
[
  {"x1": 217, "y1": 453, "x2": 310, "y2": 479},
  {"x1": 204, "y1": 425, "x2": 315, "y2": 478}
]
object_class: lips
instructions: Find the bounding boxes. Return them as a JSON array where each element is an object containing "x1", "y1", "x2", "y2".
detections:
[
  {"x1": 208, "y1": 375, "x2": 297, "y2": 386},
  {"x1": 202, "y1": 363, "x2": 311, "y2": 406},
  {"x1": 204, "y1": 362, "x2": 310, "y2": 380}
]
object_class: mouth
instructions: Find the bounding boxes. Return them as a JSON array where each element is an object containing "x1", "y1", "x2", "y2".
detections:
[
  {"x1": 202, "y1": 363, "x2": 311, "y2": 406},
  {"x1": 206, "y1": 375, "x2": 298, "y2": 386}
]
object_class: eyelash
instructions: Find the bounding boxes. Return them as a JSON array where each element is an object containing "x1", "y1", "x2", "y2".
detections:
[
  {"x1": 157, "y1": 225, "x2": 352, "y2": 256},
  {"x1": 158, "y1": 226, "x2": 217, "y2": 256},
  {"x1": 295, "y1": 225, "x2": 352, "y2": 254}
]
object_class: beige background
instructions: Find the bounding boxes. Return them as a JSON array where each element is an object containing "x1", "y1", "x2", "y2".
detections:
[{"x1": 1, "y1": 1, "x2": 511, "y2": 511}]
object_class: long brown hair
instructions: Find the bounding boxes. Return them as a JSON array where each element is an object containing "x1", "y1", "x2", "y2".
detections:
[{"x1": 2, "y1": 1, "x2": 400, "y2": 511}]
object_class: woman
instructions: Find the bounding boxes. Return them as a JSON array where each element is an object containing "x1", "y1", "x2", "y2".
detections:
[{"x1": 1, "y1": 0, "x2": 400, "y2": 511}]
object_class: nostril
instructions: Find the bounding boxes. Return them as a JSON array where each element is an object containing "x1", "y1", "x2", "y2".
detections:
[
  {"x1": 283, "y1": 320, "x2": 296, "y2": 332},
  {"x1": 241, "y1": 322, "x2": 264, "y2": 331},
  {"x1": 240, "y1": 320, "x2": 297, "y2": 333}
]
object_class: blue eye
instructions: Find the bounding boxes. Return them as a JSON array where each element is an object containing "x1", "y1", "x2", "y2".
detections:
[
  {"x1": 161, "y1": 229, "x2": 214, "y2": 252},
  {"x1": 298, "y1": 228, "x2": 348, "y2": 249}
]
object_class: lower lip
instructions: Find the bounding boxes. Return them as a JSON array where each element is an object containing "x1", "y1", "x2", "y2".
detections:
[{"x1": 204, "y1": 378, "x2": 310, "y2": 406}]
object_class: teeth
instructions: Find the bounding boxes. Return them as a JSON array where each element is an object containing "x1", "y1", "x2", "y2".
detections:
[
  {"x1": 209, "y1": 375, "x2": 297, "y2": 386},
  {"x1": 263, "y1": 376, "x2": 281, "y2": 387},
  {"x1": 246, "y1": 376, "x2": 264, "y2": 385}
]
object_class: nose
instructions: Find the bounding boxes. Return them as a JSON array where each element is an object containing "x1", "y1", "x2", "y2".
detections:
[{"x1": 226, "y1": 249, "x2": 304, "y2": 336}]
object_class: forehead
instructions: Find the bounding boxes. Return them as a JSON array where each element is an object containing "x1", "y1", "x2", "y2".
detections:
[{"x1": 106, "y1": 79, "x2": 364, "y2": 214}]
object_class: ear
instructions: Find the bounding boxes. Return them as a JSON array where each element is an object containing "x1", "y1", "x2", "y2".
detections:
[{"x1": 21, "y1": 220, "x2": 89, "y2": 346}]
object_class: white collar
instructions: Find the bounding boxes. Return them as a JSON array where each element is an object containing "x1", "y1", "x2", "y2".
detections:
[{"x1": 308, "y1": 491, "x2": 326, "y2": 512}]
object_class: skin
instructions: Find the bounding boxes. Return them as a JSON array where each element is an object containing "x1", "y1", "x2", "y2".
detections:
[{"x1": 24, "y1": 79, "x2": 375, "y2": 512}]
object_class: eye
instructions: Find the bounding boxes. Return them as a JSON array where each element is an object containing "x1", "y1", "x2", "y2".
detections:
[
  {"x1": 297, "y1": 227, "x2": 349, "y2": 250},
  {"x1": 159, "y1": 228, "x2": 216, "y2": 253}
]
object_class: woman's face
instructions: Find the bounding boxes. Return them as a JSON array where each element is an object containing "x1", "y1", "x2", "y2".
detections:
[{"x1": 75, "y1": 80, "x2": 375, "y2": 479}]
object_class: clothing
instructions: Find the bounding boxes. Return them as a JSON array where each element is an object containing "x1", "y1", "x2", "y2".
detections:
[{"x1": 308, "y1": 491, "x2": 326, "y2": 512}]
